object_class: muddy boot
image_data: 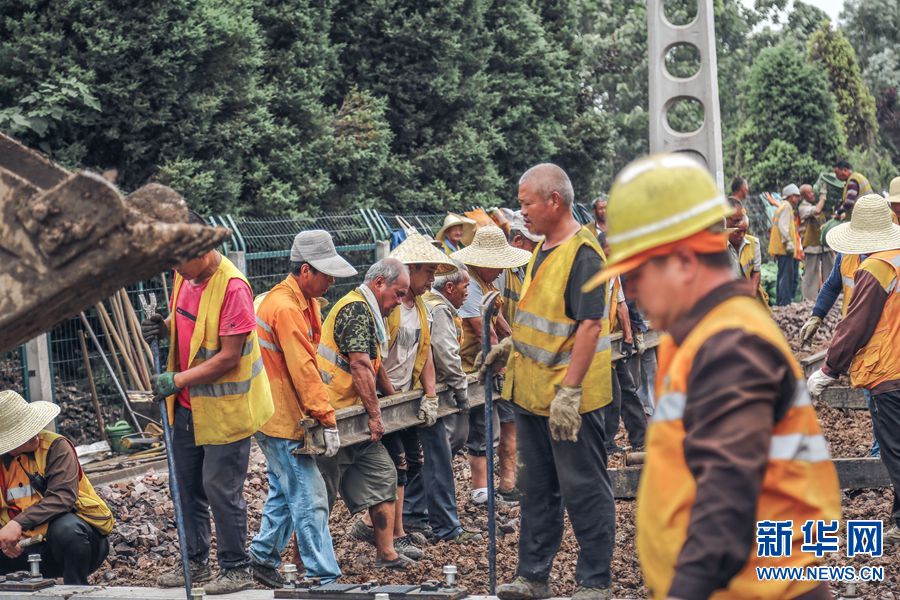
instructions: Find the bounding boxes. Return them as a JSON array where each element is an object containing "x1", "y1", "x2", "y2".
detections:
[
  {"x1": 156, "y1": 560, "x2": 214, "y2": 588},
  {"x1": 204, "y1": 566, "x2": 255, "y2": 595},
  {"x1": 350, "y1": 519, "x2": 376, "y2": 545},
  {"x1": 571, "y1": 586, "x2": 613, "y2": 600},
  {"x1": 497, "y1": 576, "x2": 551, "y2": 600},
  {"x1": 251, "y1": 561, "x2": 286, "y2": 588},
  {"x1": 394, "y1": 535, "x2": 424, "y2": 560}
]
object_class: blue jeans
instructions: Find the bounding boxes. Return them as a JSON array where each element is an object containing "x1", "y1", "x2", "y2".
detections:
[
  {"x1": 776, "y1": 255, "x2": 797, "y2": 306},
  {"x1": 864, "y1": 389, "x2": 880, "y2": 457},
  {"x1": 404, "y1": 415, "x2": 464, "y2": 540},
  {"x1": 249, "y1": 433, "x2": 341, "y2": 582}
]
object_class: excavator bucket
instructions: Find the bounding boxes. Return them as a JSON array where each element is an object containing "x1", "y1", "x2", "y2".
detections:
[{"x1": 0, "y1": 133, "x2": 231, "y2": 352}]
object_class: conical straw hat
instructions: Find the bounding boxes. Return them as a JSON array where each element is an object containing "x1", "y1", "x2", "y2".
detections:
[
  {"x1": 390, "y1": 229, "x2": 459, "y2": 274},
  {"x1": 436, "y1": 213, "x2": 476, "y2": 245},
  {"x1": 0, "y1": 390, "x2": 60, "y2": 455},
  {"x1": 450, "y1": 225, "x2": 532, "y2": 269},
  {"x1": 826, "y1": 194, "x2": 900, "y2": 255}
]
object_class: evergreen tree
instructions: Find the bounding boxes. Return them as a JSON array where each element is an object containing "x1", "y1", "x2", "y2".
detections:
[{"x1": 808, "y1": 22, "x2": 879, "y2": 149}]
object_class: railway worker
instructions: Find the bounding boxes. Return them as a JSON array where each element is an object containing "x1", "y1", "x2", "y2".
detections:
[
  {"x1": 351, "y1": 232, "x2": 454, "y2": 557},
  {"x1": 769, "y1": 183, "x2": 802, "y2": 306},
  {"x1": 490, "y1": 163, "x2": 614, "y2": 600},
  {"x1": 586, "y1": 153, "x2": 840, "y2": 600},
  {"x1": 142, "y1": 211, "x2": 274, "y2": 594},
  {"x1": 316, "y1": 258, "x2": 414, "y2": 569},
  {"x1": 729, "y1": 175, "x2": 749, "y2": 203},
  {"x1": 404, "y1": 260, "x2": 482, "y2": 543},
  {"x1": 248, "y1": 231, "x2": 357, "y2": 587},
  {"x1": 833, "y1": 159, "x2": 873, "y2": 218},
  {"x1": 435, "y1": 213, "x2": 476, "y2": 255},
  {"x1": 726, "y1": 198, "x2": 768, "y2": 307},
  {"x1": 890, "y1": 176, "x2": 900, "y2": 224},
  {"x1": 0, "y1": 391, "x2": 114, "y2": 585},
  {"x1": 807, "y1": 193, "x2": 900, "y2": 546},
  {"x1": 587, "y1": 196, "x2": 607, "y2": 239},
  {"x1": 452, "y1": 226, "x2": 531, "y2": 507},
  {"x1": 798, "y1": 184, "x2": 833, "y2": 301},
  {"x1": 500, "y1": 211, "x2": 542, "y2": 327}
]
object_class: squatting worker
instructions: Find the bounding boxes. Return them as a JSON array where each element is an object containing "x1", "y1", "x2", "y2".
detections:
[
  {"x1": 141, "y1": 210, "x2": 274, "y2": 595},
  {"x1": 769, "y1": 183, "x2": 801, "y2": 306},
  {"x1": 491, "y1": 163, "x2": 615, "y2": 600},
  {"x1": 316, "y1": 258, "x2": 414, "y2": 569},
  {"x1": 248, "y1": 230, "x2": 358, "y2": 587},
  {"x1": 808, "y1": 194, "x2": 900, "y2": 546},
  {"x1": 0, "y1": 391, "x2": 113, "y2": 584},
  {"x1": 586, "y1": 153, "x2": 840, "y2": 600}
]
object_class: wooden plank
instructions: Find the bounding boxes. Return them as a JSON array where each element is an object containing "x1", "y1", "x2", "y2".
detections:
[{"x1": 819, "y1": 387, "x2": 867, "y2": 410}]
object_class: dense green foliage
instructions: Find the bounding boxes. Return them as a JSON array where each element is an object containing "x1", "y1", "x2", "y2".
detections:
[{"x1": 0, "y1": 0, "x2": 895, "y2": 214}]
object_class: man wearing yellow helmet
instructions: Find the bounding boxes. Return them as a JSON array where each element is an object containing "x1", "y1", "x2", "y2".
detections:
[{"x1": 586, "y1": 154, "x2": 840, "y2": 600}]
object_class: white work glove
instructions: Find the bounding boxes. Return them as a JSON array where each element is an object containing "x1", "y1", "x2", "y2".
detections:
[
  {"x1": 634, "y1": 331, "x2": 647, "y2": 355},
  {"x1": 419, "y1": 394, "x2": 439, "y2": 427},
  {"x1": 800, "y1": 316, "x2": 822, "y2": 346},
  {"x1": 323, "y1": 428, "x2": 340, "y2": 457},
  {"x1": 549, "y1": 384, "x2": 583, "y2": 442},
  {"x1": 453, "y1": 386, "x2": 470, "y2": 414},
  {"x1": 479, "y1": 337, "x2": 513, "y2": 382},
  {"x1": 786, "y1": 241, "x2": 795, "y2": 256},
  {"x1": 807, "y1": 369, "x2": 837, "y2": 397}
]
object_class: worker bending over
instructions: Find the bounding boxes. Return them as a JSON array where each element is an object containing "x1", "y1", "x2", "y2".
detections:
[
  {"x1": 142, "y1": 211, "x2": 274, "y2": 595},
  {"x1": 589, "y1": 154, "x2": 840, "y2": 599},
  {"x1": 0, "y1": 391, "x2": 113, "y2": 584},
  {"x1": 492, "y1": 163, "x2": 614, "y2": 600},
  {"x1": 249, "y1": 231, "x2": 357, "y2": 587},
  {"x1": 808, "y1": 193, "x2": 900, "y2": 545}
]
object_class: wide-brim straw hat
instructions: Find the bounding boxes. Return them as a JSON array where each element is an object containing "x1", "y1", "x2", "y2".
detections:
[
  {"x1": 826, "y1": 193, "x2": 900, "y2": 255},
  {"x1": 887, "y1": 176, "x2": 900, "y2": 204},
  {"x1": 0, "y1": 391, "x2": 60, "y2": 455},
  {"x1": 450, "y1": 225, "x2": 532, "y2": 269},
  {"x1": 390, "y1": 230, "x2": 459, "y2": 274},
  {"x1": 436, "y1": 213, "x2": 477, "y2": 245}
]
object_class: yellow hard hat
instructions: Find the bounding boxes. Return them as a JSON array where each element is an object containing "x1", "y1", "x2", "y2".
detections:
[{"x1": 583, "y1": 153, "x2": 732, "y2": 290}]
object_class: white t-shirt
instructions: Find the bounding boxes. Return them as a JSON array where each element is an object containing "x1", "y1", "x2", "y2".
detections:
[{"x1": 385, "y1": 302, "x2": 422, "y2": 392}]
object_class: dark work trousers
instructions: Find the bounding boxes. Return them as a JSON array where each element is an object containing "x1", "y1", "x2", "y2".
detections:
[
  {"x1": 404, "y1": 413, "x2": 465, "y2": 539},
  {"x1": 629, "y1": 348, "x2": 657, "y2": 417},
  {"x1": 0, "y1": 513, "x2": 108, "y2": 584},
  {"x1": 603, "y1": 356, "x2": 647, "y2": 449},
  {"x1": 775, "y1": 255, "x2": 797, "y2": 306},
  {"x1": 515, "y1": 405, "x2": 615, "y2": 588},
  {"x1": 382, "y1": 428, "x2": 423, "y2": 488},
  {"x1": 446, "y1": 411, "x2": 470, "y2": 455},
  {"x1": 173, "y1": 404, "x2": 252, "y2": 569},
  {"x1": 871, "y1": 390, "x2": 900, "y2": 527}
]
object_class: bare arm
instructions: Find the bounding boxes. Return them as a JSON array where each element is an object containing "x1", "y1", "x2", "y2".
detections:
[
  {"x1": 617, "y1": 302, "x2": 633, "y2": 344},
  {"x1": 750, "y1": 271, "x2": 761, "y2": 291},
  {"x1": 495, "y1": 312, "x2": 512, "y2": 340},
  {"x1": 376, "y1": 363, "x2": 396, "y2": 396},
  {"x1": 562, "y1": 318, "x2": 603, "y2": 387},
  {"x1": 349, "y1": 351, "x2": 384, "y2": 440},
  {"x1": 465, "y1": 315, "x2": 498, "y2": 345},
  {"x1": 174, "y1": 333, "x2": 247, "y2": 388},
  {"x1": 420, "y1": 348, "x2": 437, "y2": 396}
]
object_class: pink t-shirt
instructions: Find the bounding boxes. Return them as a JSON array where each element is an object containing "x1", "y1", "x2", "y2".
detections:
[{"x1": 173, "y1": 277, "x2": 256, "y2": 409}]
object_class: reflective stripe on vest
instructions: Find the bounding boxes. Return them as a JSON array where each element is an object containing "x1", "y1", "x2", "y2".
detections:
[
  {"x1": 191, "y1": 356, "x2": 265, "y2": 398},
  {"x1": 317, "y1": 342, "x2": 352, "y2": 373},
  {"x1": 5, "y1": 484, "x2": 33, "y2": 501},
  {"x1": 849, "y1": 250, "x2": 900, "y2": 389},
  {"x1": 196, "y1": 338, "x2": 254, "y2": 361}
]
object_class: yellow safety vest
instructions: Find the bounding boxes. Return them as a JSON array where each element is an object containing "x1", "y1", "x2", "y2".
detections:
[
  {"x1": 501, "y1": 268, "x2": 524, "y2": 326},
  {"x1": 799, "y1": 204, "x2": 825, "y2": 249},
  {"x1": 1, "y1": 431, "x2": 114, "y2": 537},
  {"x1": 638, "y1": 295, "x2": 841, "y2": 599},
  {"x1": 423, "y1": 291, "x2": 463, "y2": 345},
  {"x1": 318, "y1": 290, "x2": 383, "y2": 409},
  {"x1": 737, "y1": 235, "x2": 771, "y2": 308},
  {"x1": 607, "y1": 277, "x2": 622, "y2": 333},
  {"x1": 385, "y1": 296, "x2": 431, "y2": 389},
  {"x1": 840, "y1": 254, "x2": 862, "y2": 317},
  {"x1": 508, "y1": 227, "x2": 612, "y2": 415},
  {"x1": 848, "y1": 250, "x2": 900, "y2": 390},
  {"x1": 168, "y1": 256, "x2": 274, "y2": 446},
  {"x1": 767, "y1": 202, "x2": 797, "y2": 256},
  {"x1": 842, "y1": 173, "x2": 873, "y2": 206},
  {"x1": 460, "y1": 271, "x2": 502, "y2": 373}
]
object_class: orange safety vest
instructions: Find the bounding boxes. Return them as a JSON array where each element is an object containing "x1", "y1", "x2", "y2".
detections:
[
  {"x1": 637, "y1": 295, "x2": 841, "y2": 599},
  {"x1": 848, "y1": 250, "x2": 900, "y2": 390},
  {"x1": 840, "y1": 254, "x2": 862, "y2": 317},
  {"x1": 0, "y1": 431, "x2": 114, "y2": 537},
  {"x1": 768, "y1": 202, "x2": 797, "y2": 257}
]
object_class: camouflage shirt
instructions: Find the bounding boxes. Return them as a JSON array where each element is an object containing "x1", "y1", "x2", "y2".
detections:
[{"x1": 334, "y1": 301, "x2": 379, "y2": 360}]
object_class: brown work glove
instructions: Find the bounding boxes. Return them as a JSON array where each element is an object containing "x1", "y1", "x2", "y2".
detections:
[
  {"x1": 478, "y1": 337, "x2": 513, "y2": 382},
  {"x1": 549, "y1": 384, "x2": 582, "y2": 442}
]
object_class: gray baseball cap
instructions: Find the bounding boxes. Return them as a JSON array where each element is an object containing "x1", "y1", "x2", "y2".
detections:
[
  {"x1": 508, "y1": 210, "x2": 544, "y2": 243},
  {"x1": 290, "y1": 230, "x2": 358, "y2": 278},
  {"x1": 782, "y1": 184, "x2": 800, "y2": 198}
]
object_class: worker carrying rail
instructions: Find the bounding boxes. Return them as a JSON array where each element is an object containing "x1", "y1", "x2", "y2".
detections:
[
  {"x1": 807, "y1": 193, "x2": 900, "y2": 546},
  {"x1": 0, "y1": 391, "x2": 114, "y2": 585},
  {"x1": 586, "y1": 153, "x2": 841, "y2": 600}
]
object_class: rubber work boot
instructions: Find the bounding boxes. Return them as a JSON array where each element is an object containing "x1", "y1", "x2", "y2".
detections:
[
  {"x1": 497, "y1": 576, "x2": 552, "y2": 600},
  {"x1": 885, "y1": 526, "x2": 900, "y2": 545},
  {"x1": 394, "y1": 535, "x2": 424, "y2": 560},
  {"x1": 571, "y1": 586, "x2": 613, "y2": 600},
  {"x1": 203, "y1": 566, "x2": 256, "y2": 595},
  {"x1": 251, "y1": 561, "x2": 285, "y2": 588},
  {"x1": 374, "y1": 553, "x2": 415, "y2": 570},
  {"x1": 156, "y1": 560, "x2": 214, "y2": 588}
]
